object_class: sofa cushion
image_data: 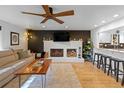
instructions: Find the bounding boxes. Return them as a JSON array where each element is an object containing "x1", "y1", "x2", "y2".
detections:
[
  {"x1": 0, "y1": 74, "x2": 15, "y2": 87},
  {"x1": 0, "y1": 61, "x2": 18, "y2": 68},
  {"x1": 11, "y1": 60, "x2": 26, "y2": 71},
  {"x1": 12, "y1": 56, "x2": 35, "y2": 71},
  {"x1": 24, "y1": 56, "x2": 35, "y2": 64},
  {"x1": 0, "y1": 67, "x2": 14, "y2": 82},
  {"x1": 0, "y1": 54, "x2": 19, "y2": 67},
  {"x1": 0, "y1": 50, "x2": 13, "y2": 58},
  {"x1": 17, "y1": 50, "x2": 29, "y2": 59},
  {"x1": 14, "y1": 49, "x2": 23, "y2": 53}
]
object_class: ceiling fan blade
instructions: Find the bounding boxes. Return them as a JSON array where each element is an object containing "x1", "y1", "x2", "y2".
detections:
[
  {"x1": 42, "y1": 5, "x2": 51, "y2": 15},
  {"x1": 51, "y1": 17, "x2": 64, "y2": 24},
  {"x1": 53, "y1": 10, "x2": 74, "y2": 17},
  {"x1": 40, "y1": 18, "x2": 49, "y2": 23},
  {"x1": 22, "y1": 12, "x2": 46, "y2": 17}
]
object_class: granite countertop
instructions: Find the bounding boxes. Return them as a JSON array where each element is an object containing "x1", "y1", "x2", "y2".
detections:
[{"x1": 95, "y1": 48, "x2": 124, "y2": 60}]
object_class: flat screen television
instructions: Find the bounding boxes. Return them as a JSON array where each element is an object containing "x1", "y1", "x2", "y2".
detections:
[{"x1": 53, "y1": 32, "x2": 70, "y2": 42}]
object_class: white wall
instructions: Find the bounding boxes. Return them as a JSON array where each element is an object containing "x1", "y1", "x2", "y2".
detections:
[
  {"x1": 0, "y1": 30, "x2": 2, "y2": 50},
  {"x1": 0, "y1": 19, "x2": 27, "y2": 50},
  {"x1": 99, "y1": 32, "x2": 111, "y2": 43},
  {"x1": 120, "y1": 31, "x2": 124, "y2": 43},
  {"x1": 91, "y1": 29, "x2": 99, "y2": 48}
]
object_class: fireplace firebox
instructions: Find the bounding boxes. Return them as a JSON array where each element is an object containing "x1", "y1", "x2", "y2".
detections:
[
  {"x1": 67, "y1": 49, "x2": 77, "y2": 57},
  {"x1": 50, "y1": 49, "x2": 63, "y2": 57}
]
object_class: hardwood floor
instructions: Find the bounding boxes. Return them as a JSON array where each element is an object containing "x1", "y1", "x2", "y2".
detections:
[
  {"x1": 72, "y1": 62, "x2": 123, "y2": 88},
  {"x1": 4, "y1": 61, "x2": 124, "y2": 88}
]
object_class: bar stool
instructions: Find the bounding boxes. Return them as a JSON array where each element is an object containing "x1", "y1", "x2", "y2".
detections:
[
  {"x1": 97, "y1": 54, "x2": 105, "y2": 69},
  {"x1": 96, "y1": 53, "x2": 104, "y2": 69},
  {"x1": 93, "y1": 53, "x2": 101, "y2": 68},
  {"x1": 114, "y1": 59, "x2": 124, "y2": 85},
  {"x1": 101, "y1": 55, "x2": 111, "y2": 73},
  {"x1": 107, "y1": 57, "x2": 117, "y2": 77},
  {"x1": 93, "y1": 53, "x2": 98, "y2": 65}
]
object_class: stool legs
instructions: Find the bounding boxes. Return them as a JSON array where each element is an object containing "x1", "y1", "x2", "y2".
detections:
[
  {"x1": 121, "y1": 62, "x2": 124, "y2": 85},
  {"x1": 114, "y1": 61, "x2": 117, "y2": 77},
  {"x1": 103, "y1": 57, "x2": 106, "y2": 73},
  {"x1": 97, "y1": 55, "x2": 100, "y2": 69},
  {"x1": 107, "y1": 59, "x2": 117, "y2": 77},
  {"x1": 121, "y1": 75, "x2": 124, "y2": 85},
  {"x1": 107, "y1": 59, "x2": 112, "y2": 76},
  {"x1": 116, "y1": 62, "x2": 119, "y2": 82},
  {"x1": 93, "y1": 54, "x2": 124, "y2": 86},
  {"x1": 93, "y1": 54, "x2": 96, "y2": 65}
]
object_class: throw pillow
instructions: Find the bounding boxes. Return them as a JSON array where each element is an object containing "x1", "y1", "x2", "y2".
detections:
[
  {"x1": 17, "y1": 50, "x2": 29, "y2": 59},
  {"x1": 9, "y1": 47, "x2": 17, "y2": 58},
  {"x1": 23, "y1": 50, "x2": 29, "y2": 58},
  {"x1": 28, "y1": 50, "x2": 32, "y2": 56},
  {"x1": 17, "y1": 51, "x2": 24, "y2": 59}
]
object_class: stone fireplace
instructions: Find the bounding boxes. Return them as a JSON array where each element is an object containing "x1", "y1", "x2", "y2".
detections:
[
  {"x1": 44, "y1": 41, "x2": 84, "y2": 62},
  {"x1": 50, "y1": 49, "x2": 63, "y2": 57}
]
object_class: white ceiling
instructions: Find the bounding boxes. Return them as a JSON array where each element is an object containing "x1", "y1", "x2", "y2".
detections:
[{"x1": 0, "y1": 5, "x2": 124, "y2": 30}]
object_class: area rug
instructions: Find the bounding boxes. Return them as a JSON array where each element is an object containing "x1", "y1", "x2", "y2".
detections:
[{"x1": 21, "y1": 63, "x2": 81, "y2": 88}]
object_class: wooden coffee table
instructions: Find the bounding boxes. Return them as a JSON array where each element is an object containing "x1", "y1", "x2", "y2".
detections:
[{"x1": 15, "y1": 58, "x2": 52, "y2": 88}]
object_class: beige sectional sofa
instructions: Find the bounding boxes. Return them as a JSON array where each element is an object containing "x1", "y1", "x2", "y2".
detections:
[{"x1": 0, "y1": 49, "x2": 35, "y2": 87}]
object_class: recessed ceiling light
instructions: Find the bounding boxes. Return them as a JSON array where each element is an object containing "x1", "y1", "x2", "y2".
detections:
[
  {"x1": 113, "y1": 14, "x2": 119, "y2": 18},
  {"x1": 42, "y1": 25, "x2": 46, "y2": 28},
  {"x1": 65, "y1": 26, "x2": 69, "y2": 29},
  {"x1": 94, "y1": 25, "x2": 98, "y2": 27},
  {"x1": 102, "y1": 20, "x2": 106, "y2": 24}
]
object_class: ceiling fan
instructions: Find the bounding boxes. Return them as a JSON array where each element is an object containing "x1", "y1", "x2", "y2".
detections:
[{"x1": 22, "y1": 5, "x2": 74, "y2": 24}]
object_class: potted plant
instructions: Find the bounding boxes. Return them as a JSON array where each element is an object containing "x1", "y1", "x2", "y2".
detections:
[{"x1": 83, "y1": 39, "x2": 93, "y2": 61}]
